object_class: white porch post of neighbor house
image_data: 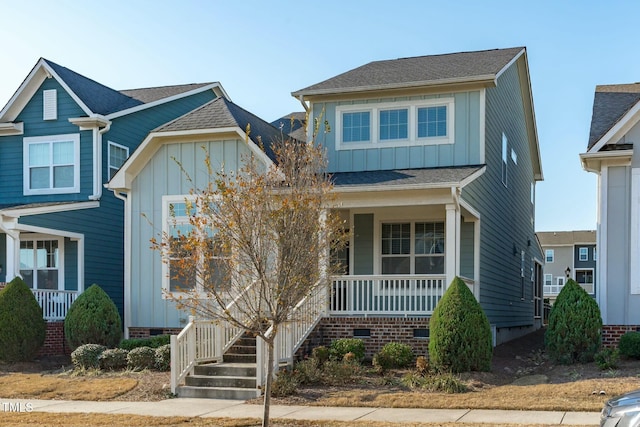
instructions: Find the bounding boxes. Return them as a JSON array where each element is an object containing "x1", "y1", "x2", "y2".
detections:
[
  {"x1": 1, "y1": 218, "x2": 20, "y2": 282},
  {"x1": 445, "y1": 203, "x2": 459, "y2": 286}
]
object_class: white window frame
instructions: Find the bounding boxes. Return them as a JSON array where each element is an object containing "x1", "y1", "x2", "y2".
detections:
[
  {"x1": 379, "y1": 220, "x2": 445, "y2": 276},
  {"x1": 575, "y1": 268, "x2": 595, "y2": 294},
  {"x1": 578, "y1": 247, "x2": 588, "y2": 262},
  {"x1": 23, "y1": 133, "x2": 80, "y2": 195},
  {"x1": 545, "y1": 249, "x2": 554, "y2": 263},
  {"x1": 335, "y1": 98, "x2": 455, "y2": 150},
  {"x1": 19, "y1": 234, "x2": 65, "y2": 291},
  {"x1": 108, "y1": 141, "x2": 129, "y2": 179},
  {"x1": 557, "y1": 277, "x2": 565, "y2": 286},
  {"x1": 544, "y1": 274, "x2": 552, "y2": 286},
  {"x1": 501, "y1": 133, "x2": 508, "y2": 187}
]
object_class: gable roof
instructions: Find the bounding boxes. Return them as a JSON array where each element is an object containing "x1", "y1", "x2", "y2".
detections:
[
  {"x1": 292, "y1": 47, "x2": 525, "y2": 97},
  {"x1": 0, "y1": 58, "x2": 227, "y2": 123},
  {"x1": 536, "y1": 230, "x2": 596, "y2": 246},
  {"x1": 587, "y1": 83, "x2": 640, "y2": 150},
  {"x1": 271, "y1": 112, "x2": 307, "y2": 142},
  {"x1": 156, "y1": 97, "x2": 284, "y2": 162}
]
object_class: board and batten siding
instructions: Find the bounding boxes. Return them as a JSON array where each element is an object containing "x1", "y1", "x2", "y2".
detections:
[
  {"x1": 0, "y1": 78, "x2": 92, "y2": 204},
  {"x1": 604, "y1": 166, "x2": 640, "y2": 324},
  {"x1": 313, "y1": 91, "x2": 481, "y2": 173},
  {"x1": 129, "y1": 139, "x2": 252, "y2": 328},
  {"x1": 461, "y1": 60, "x2": 541, "y2": 329}
]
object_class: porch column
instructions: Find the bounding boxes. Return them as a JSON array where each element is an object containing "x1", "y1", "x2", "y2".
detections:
[
  {"x1": 4, "y1": 231, "x2": 20, "y2": 282},
  {"x1": 445, "y1": 204, "x2": 459, "y2": 286}
]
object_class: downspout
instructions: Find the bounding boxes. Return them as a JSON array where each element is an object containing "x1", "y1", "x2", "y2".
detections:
[
  {"x1": 89, "y1": 121, "x2": 112, "y2": 200},
  {"x1": 111, "y1": 188, "x2": 131, "y2": 338}
]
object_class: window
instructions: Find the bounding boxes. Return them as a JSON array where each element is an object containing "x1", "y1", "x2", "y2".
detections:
[
  {"x1": 342, "y1": 111, "x2": 370, "y2": 143},
  {"x1": 23, "y1": 134, "x2": 80, "y2": 195},
  {"x1": 381, "y1": 221, "x2": 444, "y2": 275},
  {"x1": 43, "y1": 89, "x2": 57, "y2": 120},
  {"x1": 576, "y1": 269, "x2": 594, "y2": 294},
  {"x1": 501, "y1": 133, "x2": 508, "y2": 186},
  {"x1": 578, "y1": 247, "x2": 588, "y2": 262},
  {"x1": 379, "y1": 109, "x2": 408, "y2": 140},
  {"x1": 557, "y1": 277, "x2": 564, "y2": 286},
  {"x1": 417, "y1": 106, "x2": 447, "y2": 138},
  {"x1": 108, "y1": 142, "x2": 129, "y2": 179},
  {"x1": 545, "y1": 249, "x2": 554, "y2": 263},
  {"x1": 511, "y1": 148, "x2": 518, "y2": 165},
  {"x1": 336, "y1": 98, "x2": 454, "y2": 149},
  {"x1": 163, "y1": 196, "x2": 228, "y2": 294},
  {"x1": 544, "y1": 274, "x2": 552, "y2": 288},
  {"x1": 593, "y1": 248, "x2": 597, "y2": 261},
  {"x1": 19, "y1": 237, "x2": 62, "y2": 290}
]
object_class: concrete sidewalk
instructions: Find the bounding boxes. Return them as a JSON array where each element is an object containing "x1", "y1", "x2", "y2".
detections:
[{"x1": 1, "y1": 398, "x2": 600, "y2": 425}]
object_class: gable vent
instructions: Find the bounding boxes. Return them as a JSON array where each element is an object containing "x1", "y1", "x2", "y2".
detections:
[{"x1": 43, "y1": 89, "x2": 57, "y2": 120}]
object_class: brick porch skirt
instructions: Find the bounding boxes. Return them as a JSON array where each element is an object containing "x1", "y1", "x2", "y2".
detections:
[
  {"x1": 128, "y1": 327, "x2": 184, "y2": 338},
  {"x1": 39, "y1": 321, "x2": 72, "y2": 357},
  {"x1": 602, "y1": 325, "x2": 640, "y2": 348}
]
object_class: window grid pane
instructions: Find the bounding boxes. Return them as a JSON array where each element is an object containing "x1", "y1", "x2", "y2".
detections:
[
  {"x1": 342, "y1": 112, "x2": 370, "y2": 142},
  {"x1": 379, "y1": 109, "x2": 408, "y2": 140},
  {"x1": 415, "y1": 222, "x2": 445, "y2": 274},
  {"x1": 417, "y1": 106, "x2": 447, "y2": 138}
]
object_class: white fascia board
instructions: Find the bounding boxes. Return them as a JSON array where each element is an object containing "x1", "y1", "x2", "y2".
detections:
[
  {"x1": 105, "y1": 83, "x2": 228, "y2": 120},
  {"x1": 13, "y1": 223, "x2": 84, "y2": 240},
  {"x1": 333, "y1": 181, "x2": 463, "y2": 193},
  {"x1": 460, "y1": 166, "x2": 486, "y2": 187},
  {"x1": 494, "y1": 48, "x2": 525, "y2": 81},
  {"x1": 589, "y1": 102, "x2": 640, "y2": 154},
  {"x1": 580, "y1": 150, "x2": 632, "y2": 173},
  {"x1": 68, "y1": 115, "x2": 110, "y2": 130},
  {"x1": 0, "y1": 201, "x2": 99, "y2": 218},
  {"x1": 0, "y1": 122, "x2": 24, "y2": 136}
]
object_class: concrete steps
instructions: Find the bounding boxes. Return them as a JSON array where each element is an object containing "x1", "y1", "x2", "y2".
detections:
[{"x1": 176, "y1": 334, "x2": 261, "y2": 400}]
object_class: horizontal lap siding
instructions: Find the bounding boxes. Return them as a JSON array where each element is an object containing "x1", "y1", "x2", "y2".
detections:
[
  {"x1": 0, "y1": 233, "x2": 5, "y2": 282},
  {"x1": 461, "y1": 61, "x2": 541, "y2": 329},
  {"x1": 130, "y1": 139, "x2": 252, "y2": 329},
  {"x1": 316, "y1": 92, "x2": 481, "y2": 173}
]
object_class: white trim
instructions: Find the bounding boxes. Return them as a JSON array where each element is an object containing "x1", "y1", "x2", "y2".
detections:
[
  {"x1": 494, "y1": 48, "x2": 525, "y2": 81},
  {"x1": 335, "y1": 98, "x2": 455, "y2": 150},
  {"x1": 588, "y1": 101, "x2": 640, "y2": 154},
  {"x1": 574, "y1": 267, "x2": 595, "y2": 294},
  {"x1": 112, "y1": 189, "x2": 131, "y2": 338},
  {"x1": 108, "y1": 141, "x2": 129, "y2": 179},
  {"x1": 18, "y1": 235, "x2": 64, "y2": 291},
  {"x1": 43, "y1": 89, "x2": 57, "y2": 120},
  {"x1": 23, "y1": 133, "x2": 80, "y2": 195},
  {"x1": 597, "y1": 166, "x2": 608, "y2": 320},
  {"x1": 0, "y1": 122, "x2": 24, "y2": 136},
  {"x1": 630, "y1": 168, "x2": 640, "y2": 294},
  {"x1": 105, "y1": 83, "x2": 229, "y2": 120},
  {"x1": 479, "y1": 88, "x2": 486, "y2": 164},
  {"x1": 161, "y1": 194, "x2": 197, "y2": 296},
  {"x1": 1, "y1": 201, "x2": 99, "y2": 218},
  {"x1": 545, "y1": 249, "x2": 554, "y2": 263},
  {"x1": 578, "y1": 247, "x2": 589, "y2": 262}
]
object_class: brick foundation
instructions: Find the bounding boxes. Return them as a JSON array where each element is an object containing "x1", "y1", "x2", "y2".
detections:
[
  {"x1": 39, "y1": 321, "x2": 72, "y2": 356},
  {"x1": 128, "y1": 327, "x2": 183, "y2": 339},
  {"x1": 297, "y1": 316, "x2": 431, "y2": 360},
  {"x1": 602, "y1": 325, "x2": 640, "y2": 348}
]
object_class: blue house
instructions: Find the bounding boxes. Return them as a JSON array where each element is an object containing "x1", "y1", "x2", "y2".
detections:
[
  {"x1": 0, "y1": 58, "x2": 227, "y2": 326},
  {"x1": 107, "y1": 47, "x2": 544, "y2": 398}
]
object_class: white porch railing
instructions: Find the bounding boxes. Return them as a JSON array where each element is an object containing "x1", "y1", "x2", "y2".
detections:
[
  {"x1": 32, "y1": 289, "x2": 78, "y2": 321},
  {"x1": 255, "y1": 283, "x2": 326, "y2": 387},
  {"x1": 329, "y1": 275, "x2": 446, "y2": 316}
]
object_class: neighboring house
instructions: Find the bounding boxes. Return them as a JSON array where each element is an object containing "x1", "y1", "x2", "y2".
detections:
[
  {"x1": 271, "y1": 112, "x2": 307, "y2": 142},
  {"x1": 536, "y1": 230, "x2": 596, "y2": 301},
  {"x1": 581, "y1": 83, "x2": 640, "y2": 345},
  {"x1": 0, "y1": 58, "x2": 227, "y2": 339}
]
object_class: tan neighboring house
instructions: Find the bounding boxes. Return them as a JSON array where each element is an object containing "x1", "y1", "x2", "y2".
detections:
[{"x1": 536, "y1": 231, "x2": 596, "y2": 302}]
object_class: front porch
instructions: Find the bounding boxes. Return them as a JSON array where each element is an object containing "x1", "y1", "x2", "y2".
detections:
[{"x1": 0, "y1": 283, "x2": 78, "y2": 321}]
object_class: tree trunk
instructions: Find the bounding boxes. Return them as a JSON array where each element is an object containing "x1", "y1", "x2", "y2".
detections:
[{"x1": 262, "y1": 337, "x2": 274, "y2": 427}]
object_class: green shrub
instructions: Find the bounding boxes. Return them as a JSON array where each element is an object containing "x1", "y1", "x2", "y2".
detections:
[
  {"x1": 271, "y1": 368, "x2": 299, "y2": 397},
  {"x1": 71, "y1": 344, "x2": 106, "y2": 370},
  {"x1": 127, "y1": 346, "x2": 156, "y2": 370},
  {"x1": 594, "y1": 348, "x2": 619, "y2": 370},
  {"x1": 292, "y1": 358, "x2": 323, "y2": 385},
  {"x1": 311, "y1": 345, "x2": 329, "y2": 365},
  {"x1": 320, "y1": 360, "x2": 364, "y2": 385},
  {"x1": 618, "y1": 332, "x2": 640, "y2": 359},
  {"x1": 545, "y1": 279, "x2": 602, "y2": 364},
  {"x1": 428, "y1": 276, "x2": 492, "y2": 373},
  {"x1": 64, "y1": 284, "x2": 122, "y2": 350},
  {"x1": 329, "y1": 338, "x2": 365, "y2": 363},
  {"x1": 0, "y1": 277, "x2": 47, "y2": 362},
  {"x1": 118, "y1": 335, "x2": 170, "y2": 351},
  {"x1": 155, "y1": 344, "x2": 171, "y2": 371},
  {"x1": 99, "y1": 348, "x2": 129, "y2": 370},
  {"x1": 378, "y1": 342, "x2": 414, "y2": 368}
]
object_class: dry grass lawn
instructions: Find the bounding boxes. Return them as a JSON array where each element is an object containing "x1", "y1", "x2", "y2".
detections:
[{"x1": 0, "y1": 373, "x2": 138, "y2": 400}]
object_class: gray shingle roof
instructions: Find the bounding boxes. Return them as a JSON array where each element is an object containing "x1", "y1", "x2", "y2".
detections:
[
  {"x1": 330, "y1": 166, "x2": 484, "y2": 188},
  {"x1": 292, "y1": 47, "x2": 524, "y2": 96},
  {"x1": 271, "y1": 112, "x2": 307, "y2": 142},
  {"x1": 587, "y1": 83, "x2": 640, "y2": 150},
  {"x1": 155, "y1": 97, "x2": 286, "y2": 162},
  {"x1": 536, "y1": 230, "x2": 596, "y2": 245},
  {"x1": 44, "y1": 59, "x2": 214, "y2": 116}
]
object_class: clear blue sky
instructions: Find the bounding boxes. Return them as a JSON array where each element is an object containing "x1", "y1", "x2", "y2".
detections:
[{"x1": 2, "y1": 0, "x2": 637, "y2": 232}]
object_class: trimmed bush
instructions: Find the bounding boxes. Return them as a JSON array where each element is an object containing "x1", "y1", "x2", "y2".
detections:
[
  {"x1": 118, "y1": 335, "x2": 170, "y2": 351},
  {"x1": 99, "y1": 348, "x2": 129, "y2": 370},
  {"x1": 594, "y1": 347, "x2": 619, "y2": 370},
  {"x1": 329, "y1": 338, "x2": 365, "y2": 363},
  {"x1": 71, "y1": 344, "x2": 106, "y2": 370},
  {"x1": 545, "y1": 279, "x2": 602, "y2": 364},
  {"x1": 64, "y1": 284, "x2": 122, "y2": 350},
  {"x1": 155, "y1": 344, "x2": 171, "y2": 371},
  {"x1": 619, "y1": 332, "x2": 640, "y2": 359},
  {"x1": 379, "y1": 342, "x2": 414, "y2": 368},
  {"x1": 429, "y1": 276, "x2": 492, "y2": 373},
  {"x1": 311, "y1": 345, "x2": 329, "y2": 365},
  {"x1": 0, "y1": 277, "x2": 47, "y2": 362},
  {"x1": 127, "y1": 346, "x2": 156, "y2": 370}
]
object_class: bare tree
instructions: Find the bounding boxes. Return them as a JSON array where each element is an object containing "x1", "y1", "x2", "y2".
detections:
[{"x1": 154, "y1": 131, "x2": 347, "y2": 427}]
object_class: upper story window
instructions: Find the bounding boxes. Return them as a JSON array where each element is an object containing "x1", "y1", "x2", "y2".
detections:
[
  {"x1": 501, "y1": 133, "x2": 508, "y2": 186},
  {"x1": 545, "y1": 249, "x2": 554, "y2": 263},
  {"x1": 108, "y1": 141, "x2": 129, "y2": 179},
  {"x1": 578, "y1": 247, "x2": 588, "y2": 261},
  {"x1": 23, "y1": 134, "x2": 80, "y2": 195},
  {"x1": 342, "y1": 111, "x2": 371, "y2": 143},
  {"x1": 336, "y1": 98, "x2": 454, "y2": 150}
]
